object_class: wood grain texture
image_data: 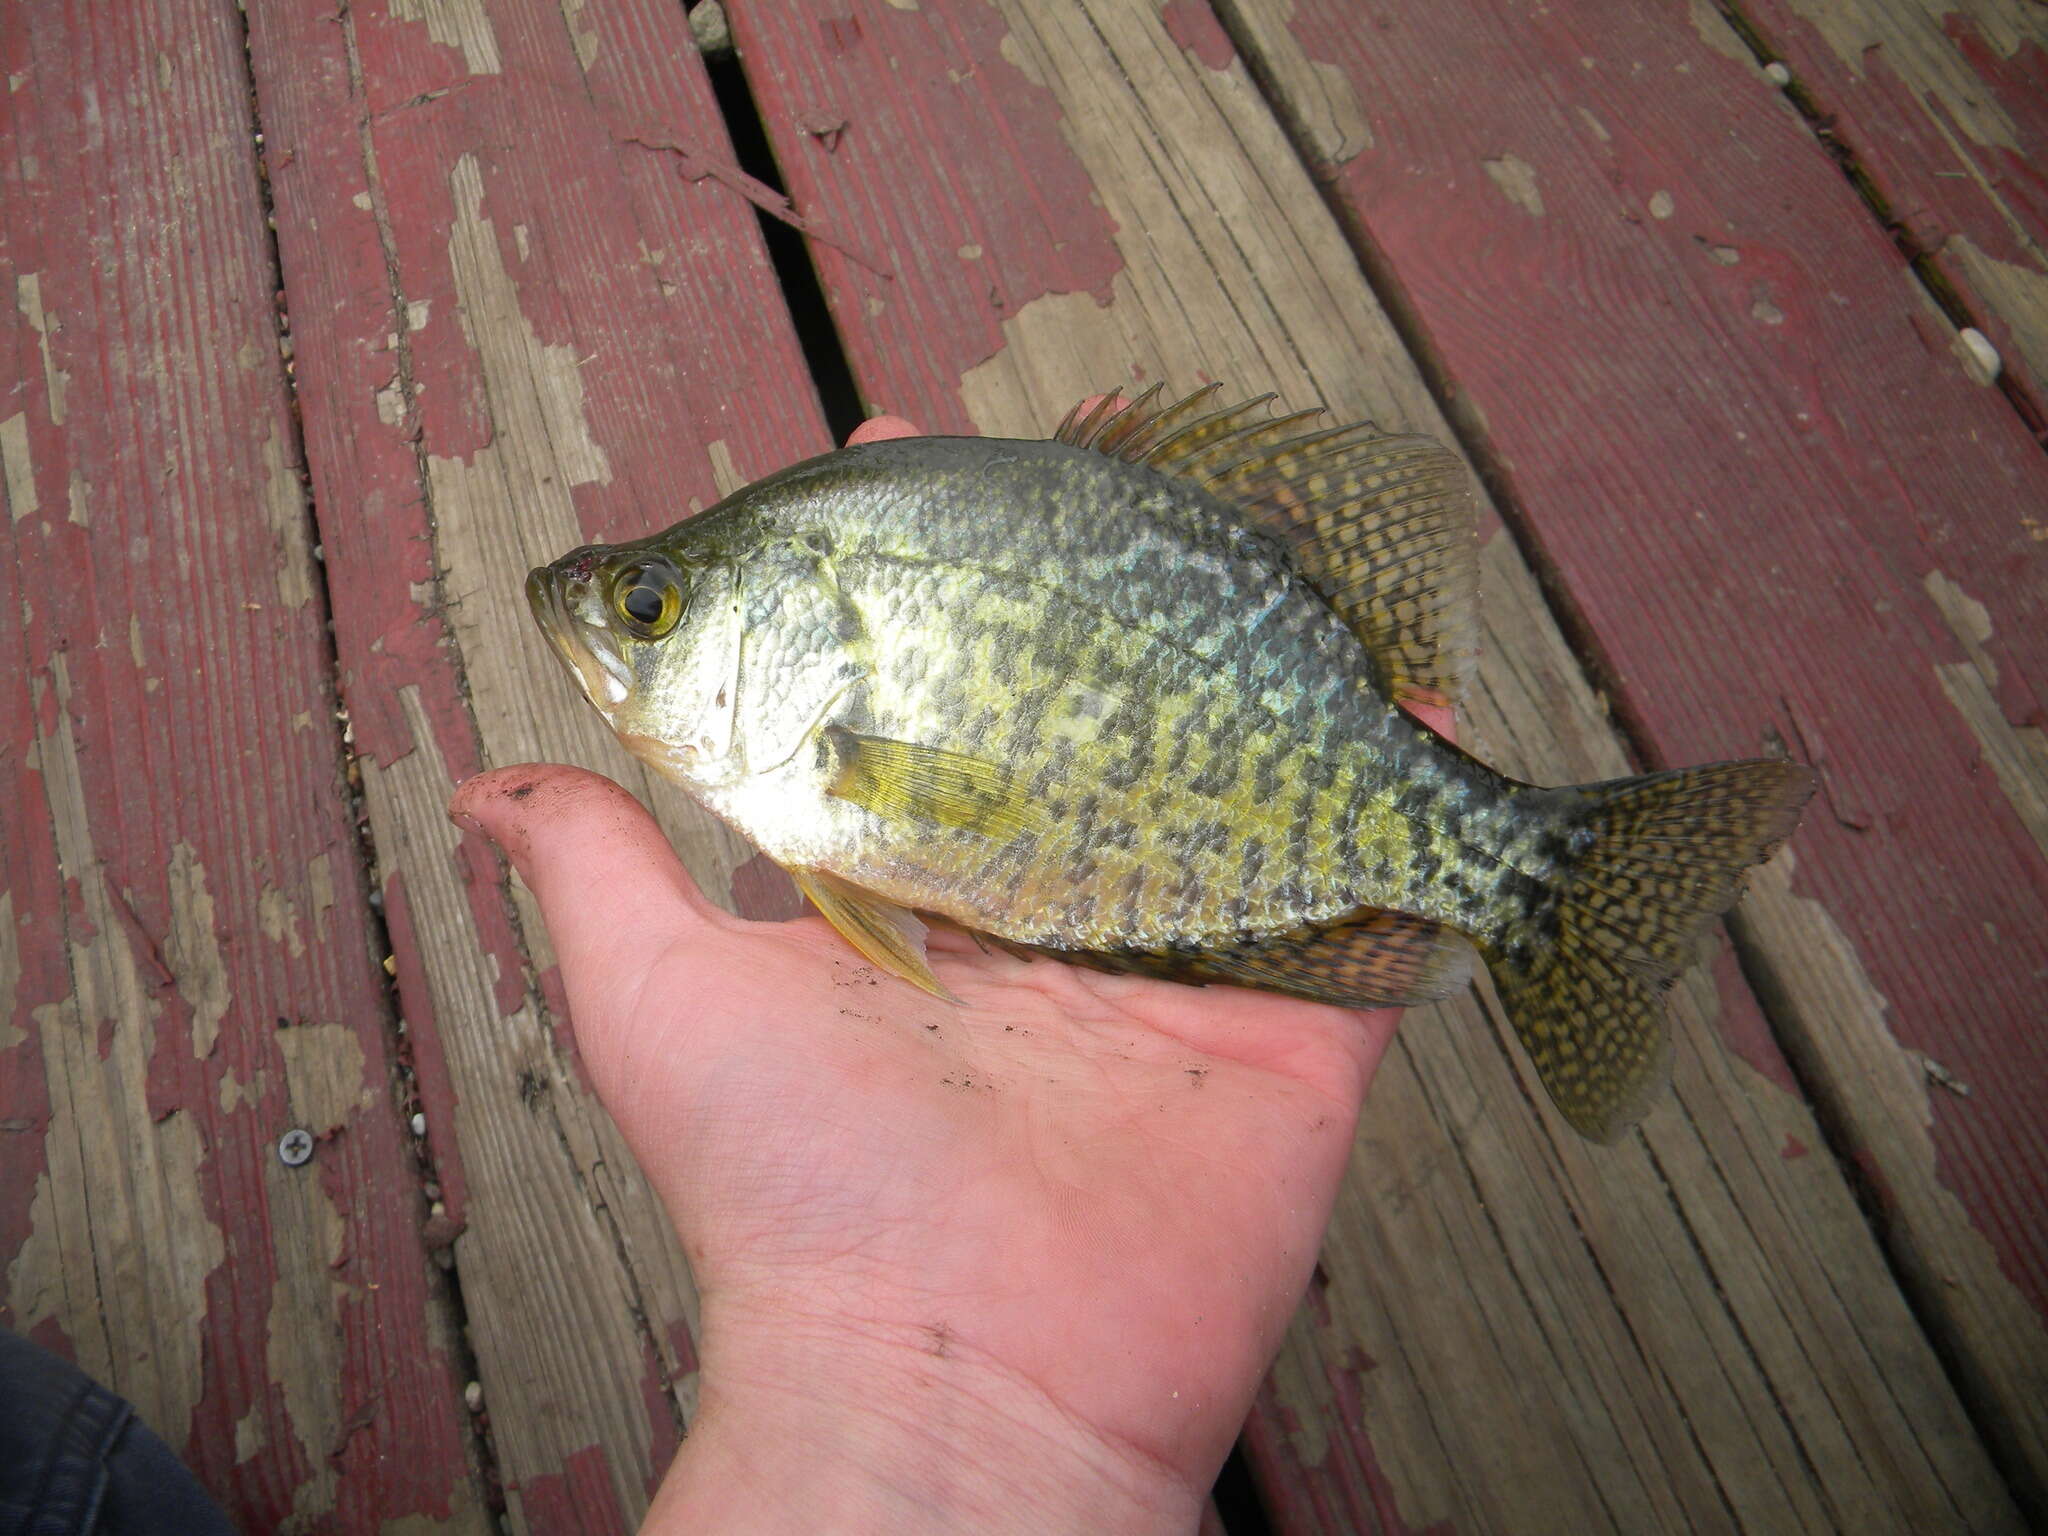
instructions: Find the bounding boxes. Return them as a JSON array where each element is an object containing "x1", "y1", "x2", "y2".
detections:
[
  {"x1": 1729, "y1": 0, "x2": 2048, "y2": 427},
  {"x1": 241, "y1": 0, "x2": 835, "y2": 1525},
  {"x1": 725, "y1": 1, "x2": 2022, "y2": 1530},
  {"x1": 0, "y1": 1, "x2": 483, "y2": 1529},
  {"x1": 1225, "y1": 0, "x2": 2048, "y2": 1514}
]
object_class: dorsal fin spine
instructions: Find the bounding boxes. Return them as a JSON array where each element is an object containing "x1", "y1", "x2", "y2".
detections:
[
  {"x1": 1114, "y1": 382, "x2": 1226, "y2": 462},
  {"x1": 1093, "y1": 381, "x2": 1167, "y2": 454},
  {"x1": 1049, "y1": 378, "x2": 1480, "y2": 711},
  {"x1": 1145, "y1": 394, "x2": 1277, "y2": 469},
  {"x1": 1070, "y1": 392, "x2": 1122, "y2": 447}
]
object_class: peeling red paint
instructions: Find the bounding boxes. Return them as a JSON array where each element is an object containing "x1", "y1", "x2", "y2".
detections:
[
  {"x1": 1708, "y1": 940, "x2": 1802, "y2": 1099},
  {"x1": 514, "y1": 1444, "x2": 631, "y2": 1535},
  {"x1": 1744, "y1": 2, "x2": 2048, "y2": 432},
  {"x1": 1853, "y1": 1147, "x2": 1898, "y2": 1215},
  {"x1": 1783, "y1": 1134, "x2": 1811, "y2": 1161},
  {"x1": 1161, "y1": 0, "x2": 1237, "y2": 72},
  {"x1": 1324, "y1": 1351, "x2": 1454, "y2": 1536},
  {"x1": 1303, "y1": 1262, "x2": 1334, "y2": 1330},
  {"x1": 1272, "y1": 0, "x2": 2048, "y2": 1327},
  {"x1": 665, "y1": 1320, "x2": 700, "y2": 1379},
  {"x1": 1245, "y1": 1375, "x2": 1457, "y2": 1535},
  {"x1": 535, "y1": 962, "x2": 594, "y2": 1093},
  {"x1": 382, "y1": 869, "x2": 471, "y2": 1233},
  {"x1": 6, "y1": 1, "x2": 481, "y2": 1527},
  {"x1": 729, "y1": 0, "x2": 1126, "y2": 434},
  {"x1": 246, "y1": 0, "x2": 837, "y2": 1520},
  {"x1": 453, "y1": 836, "x2": 530, "y2": 1020},
  {"x1": 639, "y1": 1349, "x2": 683, "y2": 1501}
]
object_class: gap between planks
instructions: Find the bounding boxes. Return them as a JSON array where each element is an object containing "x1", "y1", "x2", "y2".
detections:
[
  {"x1": 1703, "y1": 0, "x2": 2047, "y2": 444},
  {"x1": 234, "y1": 0, "x2": 509, "y2": 1509}
]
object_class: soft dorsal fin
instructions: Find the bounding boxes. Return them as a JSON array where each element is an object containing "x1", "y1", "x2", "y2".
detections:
[{"x1": 1056, "y1": 384, "x2": 1479, "y2": 710}]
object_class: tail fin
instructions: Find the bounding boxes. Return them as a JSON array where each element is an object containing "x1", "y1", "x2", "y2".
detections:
[{"x1": 1491, "y1": 760, "x2": 1814, "y2": 1142}]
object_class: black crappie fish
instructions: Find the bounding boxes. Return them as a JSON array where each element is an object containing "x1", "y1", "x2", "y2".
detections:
[{"x1": 527, "y1": 385, "x2": 1812, "y2": 1141}]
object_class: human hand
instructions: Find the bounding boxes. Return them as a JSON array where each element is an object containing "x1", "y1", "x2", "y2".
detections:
[{"x1": 450, "y1": 409, "x2": 1453, "y2": 1535}]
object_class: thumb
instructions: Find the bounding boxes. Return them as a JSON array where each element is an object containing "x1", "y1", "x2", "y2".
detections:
[{"x1": 449, "y1": 764, "x2": 720, "y2": 1027}]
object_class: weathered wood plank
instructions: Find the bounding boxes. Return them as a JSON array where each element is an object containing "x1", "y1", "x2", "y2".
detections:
[
  {"x1": 1727, "y1": 0, "x2": 2048, "y2": 428},
  {"x1": 0, "y1": 1, "x2": 483, "y2": 1529},
  {"x1": 243, "y1": 0, "x2": 834, "y2": 1525},
  {"x1": 1224, "y1": 0, "x2": 2048, "y2": 1516},
  {"x1": 725, "y1": 0, "x2": 2024, "y2": 1529}
]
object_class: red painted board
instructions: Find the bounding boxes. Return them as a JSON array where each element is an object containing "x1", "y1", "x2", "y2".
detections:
[
  {"x1": 242, "y1": 0, "x2": 832, "y2": 1171},
  {"x1": 721, "y1": 1, "x2": 1126, "y2": 434},
  {"x1": 1734, "y1": 0, "x2": 2048, "y2": 430},
  {"x1": 243, "y1": 0, "x2": 837, "y2": 1515},
  {"x1": 1254, "y1": 0, "x2": 2047, "y2": 1311},
  {"x1": 0, "y1": 0, "x2": 478, "y2": 1528},
  {"x1": 249, "y1": 0, "x2": 834, "y2": 852},
  {"x1": 1243, "y1": 1377, "x2": 1445, "y2": 1536}
]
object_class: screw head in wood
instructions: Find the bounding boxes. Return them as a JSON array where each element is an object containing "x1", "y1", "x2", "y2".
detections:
[{"x1": 278, "y1": 1128, "x2": 314, "y2": 1166}]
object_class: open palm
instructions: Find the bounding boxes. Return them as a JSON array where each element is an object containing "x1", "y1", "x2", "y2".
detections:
[
  {"x1": 450, "y1": 412, "x2": 1443, "y2": 1532},
  {"x1": 453, "y1": 764, "x2": 1404, "y2": 1528}
]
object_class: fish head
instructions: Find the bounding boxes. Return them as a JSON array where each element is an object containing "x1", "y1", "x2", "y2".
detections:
[{"x1": 526, "y1": 536, "x2": 745, "y2": 789}]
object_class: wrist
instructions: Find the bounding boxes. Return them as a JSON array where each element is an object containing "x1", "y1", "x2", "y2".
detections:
[{"x1": 647, "y1": 1307, "x2": 1205, "y2": 1535}]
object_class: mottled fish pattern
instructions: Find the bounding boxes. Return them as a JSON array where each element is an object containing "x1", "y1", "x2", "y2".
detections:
[{"x1": 527, "y1": 385, "x2": 1812, "y2": 1141}]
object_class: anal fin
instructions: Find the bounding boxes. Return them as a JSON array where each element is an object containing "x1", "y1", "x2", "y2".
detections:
[
  {"x1": 792, "y1": 868, "x2": 957, "y2": 1001},
  {"x1": 1031, "y1": 907, "x2": 1477, "y2": 1010}
]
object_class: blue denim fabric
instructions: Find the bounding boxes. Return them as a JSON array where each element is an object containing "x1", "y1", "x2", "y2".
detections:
[{"x1": 0, "y1": 1330, "x2": 235, "y2": 1536}]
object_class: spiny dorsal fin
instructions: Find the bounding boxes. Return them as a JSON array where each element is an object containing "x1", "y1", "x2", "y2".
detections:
[
  {"x1": 1057, "y1": 384, "x2": 1480, "y2": 710},
  {"x1": 1014, "y1": 906, "x2": 1478, "y2": 1010}
]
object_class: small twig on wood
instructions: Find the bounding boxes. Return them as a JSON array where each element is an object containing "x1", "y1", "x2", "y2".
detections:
[
  {"x1": 1920, "y1": 1054, "x2": 1973, "y2": 1098},
  {"x1": 371, "y1": 78, "x2": 475, "y2": 124},
  {"x1": 103, "y1": 880, "x2": 176, "y2": 991},
  {"x1": 620, "y1": 133, "x2": 893, "y2": 279}
]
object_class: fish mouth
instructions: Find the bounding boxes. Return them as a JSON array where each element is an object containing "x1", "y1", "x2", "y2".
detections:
[{"x1": 526, "y1": 558, "x2": 635, "y2": 709}]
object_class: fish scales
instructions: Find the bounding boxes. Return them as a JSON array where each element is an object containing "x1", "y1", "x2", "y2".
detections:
[
  {"x1": 527, "y1": 385, "x2": 1813, "y2": 1141},
  {"x1": 727, "y1": 441, "x2": 1502, "y2": 948}
]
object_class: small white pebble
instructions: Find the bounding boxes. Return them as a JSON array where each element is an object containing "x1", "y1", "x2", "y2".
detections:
[
  {"x1": 464, "y1": 1380, "x2": 483, "y2": 1412},
  {"x1": 1957, "y1": 327, "x2": 2001, "y2": 384},
  {"x1": 1764, "y1": 61, "x2": 1791, "y2": 86},
  {"x1": 690, "y1": 0, "x2": 731, "y2": 54},
  {"x1": 410, "y1": 1111, "x2": 426, "y2": 1137}
]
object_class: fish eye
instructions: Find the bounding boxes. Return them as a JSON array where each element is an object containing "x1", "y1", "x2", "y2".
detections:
[{"x1": 609, "y1": 560, "x2": 683, "y2": 639}]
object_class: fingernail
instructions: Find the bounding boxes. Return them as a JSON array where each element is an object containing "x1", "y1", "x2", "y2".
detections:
[{"x1": 448, "y1": 807, "x2": 487, "y2": 838}]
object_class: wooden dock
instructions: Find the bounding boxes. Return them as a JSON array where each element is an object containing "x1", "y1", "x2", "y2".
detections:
[{"x1": 3, "y1": 0, "x2": 2042, "y2": 1529}]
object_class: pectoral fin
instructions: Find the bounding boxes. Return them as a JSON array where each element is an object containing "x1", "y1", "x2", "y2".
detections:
[
  {"x1": 824, "y1": 727, "x2": 1044, "y2": 842},
  {"x1": 792, "y1": 867, "x2": 957, "y2": 1001}
]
